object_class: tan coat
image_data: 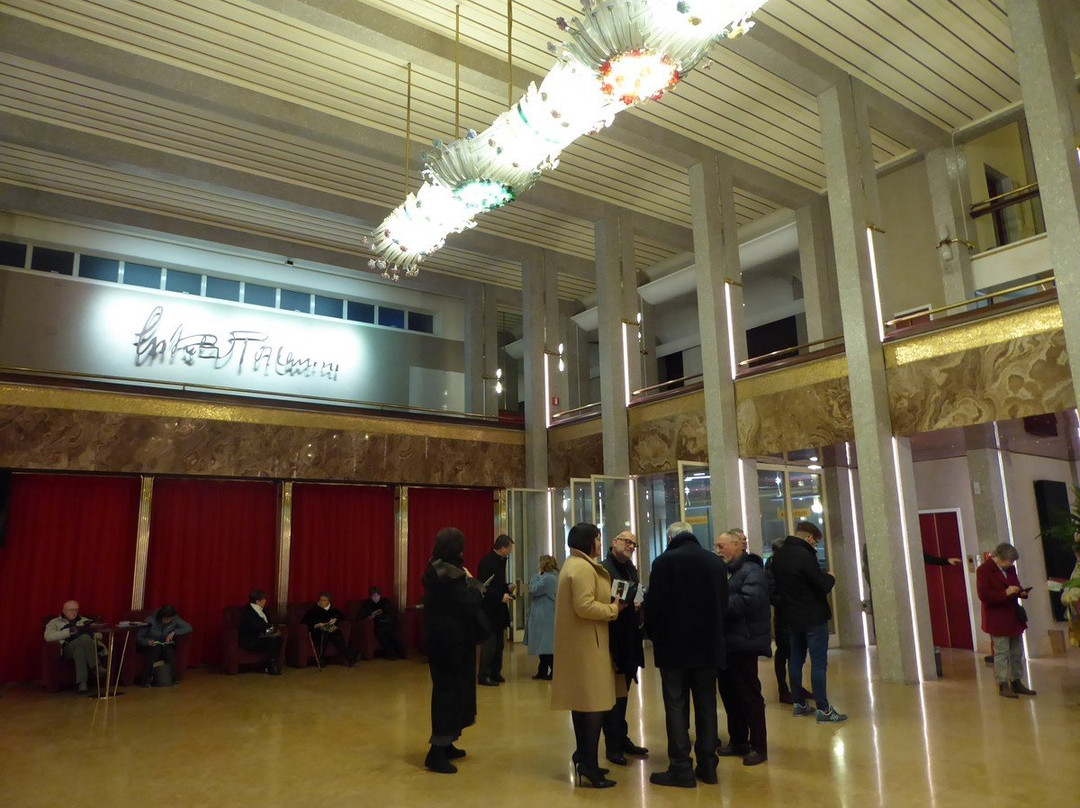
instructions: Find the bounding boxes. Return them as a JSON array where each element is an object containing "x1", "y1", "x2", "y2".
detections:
[{"x1": 550, "y1": 550, "x2": 620, "y2": 712}]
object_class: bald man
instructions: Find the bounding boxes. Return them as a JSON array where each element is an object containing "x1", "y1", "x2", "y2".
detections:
[{"x1": 43, "y1": 600, "x2": 101, "y2": 694}]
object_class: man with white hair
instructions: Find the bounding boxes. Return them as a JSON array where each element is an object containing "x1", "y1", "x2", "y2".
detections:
[
  {"x1": 644, "y1": 521, "x2": 728, "y2": 788},
  {"x1": 43, "y1": 600, "x2": 101, "y2": 694}
]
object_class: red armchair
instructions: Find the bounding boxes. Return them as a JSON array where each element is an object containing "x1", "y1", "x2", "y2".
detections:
[
  {"x1": 118, "y1": 609, "x2": 193, "y2": 686},
  {"x1": 345, "y1": 600, "x2": 382, "y2": 661},
  {"x1": 285, "y1": 603, "x2": 352, "y2": 668},
  {"x1": 221, "y1": 605, "x2": 287, "y2": 675}
]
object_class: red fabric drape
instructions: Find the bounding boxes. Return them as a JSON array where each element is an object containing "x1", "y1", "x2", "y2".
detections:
[
  {"x1": 144, "y1": 478, "x2": 278, "y2": 667},
  {"x1": 0, "y1": 474, "x2": 141, "y2": 683},
  {"x1": 288, "y1": 483, "x2": 395, "y2": 605},
  {"x1": 406, "y1": 487, "x2": 495, "y2": 606}
]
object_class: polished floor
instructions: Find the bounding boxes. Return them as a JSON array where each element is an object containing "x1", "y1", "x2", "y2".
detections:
[{"x1": 1, "y1": 643, "x2": 1076, "y2": 807}]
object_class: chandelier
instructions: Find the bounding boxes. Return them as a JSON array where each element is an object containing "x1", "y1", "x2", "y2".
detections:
[{"x1": 367, "y1": 0, "x2": 768, "y2": 280}]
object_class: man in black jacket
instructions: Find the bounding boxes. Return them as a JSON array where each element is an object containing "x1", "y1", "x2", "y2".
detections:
[
  {"x1": 715, "y1": 530, "x2": 771, "y2": 766},
  {"x1": 601, "y1": 530, "x2": 649, "y2": 765},
  {"x1": 476, "y1": 534, "x2": 515, "y2": 686},
  {"x1": 644, "y1": 522, "x2": 728, "y2": 788},
  {"x1": 769, "y1": 521, "x2": 846, "y2": 723}
]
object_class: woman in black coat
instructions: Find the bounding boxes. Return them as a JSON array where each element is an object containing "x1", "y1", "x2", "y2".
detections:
[{"x1": 422, "y1": 527, "x2": 486, "y2": 774}]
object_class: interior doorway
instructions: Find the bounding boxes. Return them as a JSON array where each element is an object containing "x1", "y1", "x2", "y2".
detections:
[{"x1": 918, "y1": 510, "x2": 974, "y2": 650}]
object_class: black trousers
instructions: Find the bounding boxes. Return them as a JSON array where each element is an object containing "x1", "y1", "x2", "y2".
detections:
[
  {"x1": 244, "y1": 636, "x2": 281, "y2": 665},
  {"x1": 602, "y1": 674, "x2": 634, "y2": 754},
  {"x1": 310, "y1": 629, "x2": 349, "y2": 663},
  {"x1": 374, "y1": 618, "x2": 404, "y2": 658},
  {"x1": 140, "y1": 644, "x2": 176, "y2": 684},
  {"x1": 478, "y1": 627, "x2": 504, "y2": 679},
  {"x1": 717, "y1": 651, "x2": 768, "y2": 754},
  {"x1": 659, "y1": 666, "x2": 718, "y2": 772},
  {"x1": 535, "y1": 654, "x2": 553, "y2": 677},
  {"x1": 774, "y1": 620, "x2": 791, "y2": 696}
]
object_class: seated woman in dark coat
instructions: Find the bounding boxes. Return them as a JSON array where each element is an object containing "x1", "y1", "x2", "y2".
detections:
[
  {"x1": 302, "y1": 592, "x2": 355, "y2": 667},
  {"x1": 422, "y1": 527, "x2": 486, "y2": 774}
]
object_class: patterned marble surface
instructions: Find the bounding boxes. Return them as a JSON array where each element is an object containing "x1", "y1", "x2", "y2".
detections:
[
  {"x1": 628, "y1": 390, "x2": 708, "y2": 475},
  {"x1": 547, "y1": 418, "x2": 604, "y2": 485},
  {"x1": 737, "y1": 376, "x2": 855, "y2": 458},
  {"x1": 0, "y1": 385, "x2": 525, "y2": 488}
]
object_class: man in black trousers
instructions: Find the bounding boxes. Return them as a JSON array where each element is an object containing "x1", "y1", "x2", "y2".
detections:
[
  {"x1": 477, "y1": 534, "x2": 515, "y2": 686},
  {"x1": 239, "y1": 589, "x2": 283, "y2": 675},
  {"x1": 601, "y1": 530, "x2": 649, "y2": 765},
  {"x1": 645, "y1": 522, "x2": 728, "y2": 788}
]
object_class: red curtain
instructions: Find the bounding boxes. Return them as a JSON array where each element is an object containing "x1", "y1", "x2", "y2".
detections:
[
  {"x1": 288, "y1": 483, "x2": 395, "y2": 605},
  {"x1": 406, "y1": 487, "x2": 495, "y2": 606},
  {"x1": 0, "y1": 474, "x2": 141, "y2": 683},
  {"x1": 144, "y1": 478, "x2": 279, "y2": 667}
]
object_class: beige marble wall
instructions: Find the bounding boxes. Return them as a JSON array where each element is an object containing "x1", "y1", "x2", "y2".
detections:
[
  {"x1": 547, "y1": 418, "x2": 604, "y2": 486},
  {"x1": 885, "y1": 304, "x2": 1073, "y2": 435},
  {"x1": 628, "y1": 390, "x2": 708, "y2": 474},
  {"x1": 0, "y1": 383, "x2": 525, "y2": 488}
]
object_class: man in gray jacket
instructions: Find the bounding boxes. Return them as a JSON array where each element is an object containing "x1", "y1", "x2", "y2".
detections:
[
  {"x1": 43, "y1": 600, "x2": 101, "y2": 694},
  {"x1": 715, "y1": 531, "x2": 771, "y2": 766}
]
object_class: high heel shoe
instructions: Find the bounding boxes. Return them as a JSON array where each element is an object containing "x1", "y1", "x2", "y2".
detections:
[
  {"x1": 571, "y1": 752, "x2": 608, "y2": 775},
  {"x1": 574, "y1": 764, "x2": 616, "y2": 788}
]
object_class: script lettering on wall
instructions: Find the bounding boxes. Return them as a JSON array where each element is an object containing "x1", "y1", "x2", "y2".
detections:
[{"x1": 133, "y1": 306, "x2": 341, "y2": 380}]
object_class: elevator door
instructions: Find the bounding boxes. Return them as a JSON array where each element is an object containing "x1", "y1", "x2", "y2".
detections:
[{"x1": 919, "y1": 510, "x2": 973, "y2": 650}]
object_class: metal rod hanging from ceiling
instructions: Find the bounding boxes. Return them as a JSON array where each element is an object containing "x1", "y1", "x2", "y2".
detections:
[
  {"x1": 455, "y1": 4, "x2": 461, "y2": 136},
  {"x1": 404, "y1": 62, "x2": 412, "y2": 197},
  {"x1": 507, "y1": 0, "x2": 513, "y2": 109}
]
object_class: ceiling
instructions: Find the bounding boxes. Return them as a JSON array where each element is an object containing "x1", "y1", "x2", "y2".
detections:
[{"x1": 0, "y1": 0, "x2": 1041, "y2": 306}]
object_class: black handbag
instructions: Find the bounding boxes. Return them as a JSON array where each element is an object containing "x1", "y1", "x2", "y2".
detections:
[{"x1": 1015, "y1": 605, "x2": 1028, "y2": 624}]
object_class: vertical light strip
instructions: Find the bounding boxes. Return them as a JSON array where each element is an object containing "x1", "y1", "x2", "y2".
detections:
[
  {"x1": 890, "y1": 437, "x2": 925, "y2": 681},
  {"x1": 992, "y1": 423, "x2": 1032, "y2": 670},
  {"x1": 628, "y1": 476, "x2": 638, "y2": 537},
  {"x1": 276, "y1": 481, "x2": 293, "y2": 621},
  {"x1": 621, "y1": 322, "x2": 632, "y2": 406},
  {"x1": 865, "y1": 228, "x2": 886, "y2": 342},
  {"x1": 737, "y1": 460, "x2": 748, "y2": 533},
  {"x1": 723, "y1": 281, "x2": 737, "y2": 379},
  {"x1": 546, "y1": 488, "x2": 555, "y2": 556},
  {"x1": 544, "y1": 352, "x2": 552, "y2": 427},
  {"x1": 395, "y1": 486, "x2": 409, "y2": 613},
  {"x1": 130, "y1": 476, "x2": 154, "y2": 610}
]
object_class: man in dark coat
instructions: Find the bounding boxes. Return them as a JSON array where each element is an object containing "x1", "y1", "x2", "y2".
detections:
[
  {"x1": 769, "y1": 521, "x2": 845, "y2": 722},
  {"x1": 644, "y1": 522, "x2": 728, "y2": 788},
  {"x1": 238, "y1": 589, "x2": 282, "y2": 675},
  {"x1": 359, "y1": 586, "x2": 405, "y2": 659},
  {"x1": 714, "y1": 530, "x2": 770, "y2": 766},
  {"x1": 476, "y1": 534, "x2": 515, "y2": 686},
  {"x1": 601, "y1": 530, "x2": 649, "y2": 765},
  {"x1": 976, "y1": 543, "x2": 1036, "y2": 698}
]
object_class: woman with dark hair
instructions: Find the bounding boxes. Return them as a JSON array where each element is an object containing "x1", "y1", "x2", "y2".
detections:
[
  {"x1": 135, "y1": 605, "x2": 192, "y2": 686},
  {"x1": 422, "y1": 527, "x2": 487, "y2": 774},
  {"x1": 551, "y1": 522, "x2": 626, "y2": 788}
]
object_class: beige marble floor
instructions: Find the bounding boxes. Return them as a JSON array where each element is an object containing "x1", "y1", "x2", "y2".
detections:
[{"x1": 1, "y1": 644, "x2": 1076, "y2": 808}]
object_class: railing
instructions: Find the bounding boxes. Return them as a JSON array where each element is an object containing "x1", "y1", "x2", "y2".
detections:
[
  {"x1": 549, "y1": 400, "x2": 601, "y2": 424},
  {"x1": 737, "y1": 334, "x2": 846, "y2": 372},
  {"x1": 884, "y1": 275, "x2": 1056, "y2": 330},
  {"x1": 969, "y1": 182, "x2": 1040, "y2": 219},
  {"x1": 969, "y1": 182, "x2": 1045, "y2": 251},
  {"x1": 630, "y1": 374, "x2": 704, "y2": 400}
]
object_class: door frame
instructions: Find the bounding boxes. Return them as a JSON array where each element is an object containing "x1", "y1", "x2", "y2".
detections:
[{"x1": 917, "y1": 508, "x2": 977, "y2": 653}]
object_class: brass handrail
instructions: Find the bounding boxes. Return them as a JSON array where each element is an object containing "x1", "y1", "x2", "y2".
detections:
[
  {"x1": 884, "y1": 274, "x2": 1056, "y2": 327},
  {"x1": 737, "y1": 334, "x2": 845, "y2": 368},
  {"x1": 550, "y1": 401, "x2": 601, "y2": 421},
  {"x1": 631, "y1": 373, "x2": 704, "y2": 398},
  {"x1": 969, "y1": 182, "x2": 1040, "y2": 219}
]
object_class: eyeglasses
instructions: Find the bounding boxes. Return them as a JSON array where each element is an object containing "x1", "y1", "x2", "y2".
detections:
[{"x1": 618, "y1": 538, "x2": 637, "y2": 550}]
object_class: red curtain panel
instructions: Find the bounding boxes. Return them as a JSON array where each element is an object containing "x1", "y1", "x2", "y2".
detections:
[
  {"x1": 144, "y1": 478, "x2": 279, "y2": 667},
  {"x1": 406, "y1": 487, "x2": 495, "y2": 607},
  {"x1": 288, "y1": 483, "x2": 395, "y2": 604},
  {"x1": 0, "y1": 474, "x2": 141, "y2": 683}
]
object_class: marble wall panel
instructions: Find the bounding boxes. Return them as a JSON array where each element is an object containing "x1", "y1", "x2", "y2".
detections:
[
  {"x1": 0, "y1": 384, "x2": 524, "y2": 488},
  {"x1": 627, "y1": 390, "x2": 708, "y2": 475},
  {"x1": 547, "y1": 418, "x2": 604, "y2": 486},
  {"x1": 887, "y1": 327, "x2": 1073, "y2": 435}
]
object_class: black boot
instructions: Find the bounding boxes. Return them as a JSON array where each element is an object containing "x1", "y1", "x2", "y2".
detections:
[
  {"x1": 1010, "y1": 680, "x2": 1036, "y2": 695},
  {"x1": 425, "y1": 745, "x2": 457, "y2": 774}
]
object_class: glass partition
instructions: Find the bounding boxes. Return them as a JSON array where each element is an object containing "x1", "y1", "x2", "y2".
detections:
[
  {"x1": 679, "y1": 460, "x2": 713, "y2": 548},
  {"x1": 505, "y1": 488, "x2": 554, "y2": 641}
]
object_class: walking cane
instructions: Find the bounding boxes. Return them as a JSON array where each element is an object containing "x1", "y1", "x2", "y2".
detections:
[{"x1": 308, "y1": 631, "x2": 323, "y2": 672}]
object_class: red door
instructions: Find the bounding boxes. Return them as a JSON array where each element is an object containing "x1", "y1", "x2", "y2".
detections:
[{"x1": 918, "y1": 511, "x2": 973, "y2": 650}]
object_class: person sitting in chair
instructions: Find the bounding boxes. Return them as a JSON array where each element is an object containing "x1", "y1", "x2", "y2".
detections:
[
  {"x1": 136, "y1": 605, "x2": 192, "y2": 687},
  {"x1": 302, "y1": 592, "x2": 355, "y2": 667},
  {"x1": 239, "y1": 589, "x2": 283, "y2": 675},
  {"x1": 359, "y1": 586, "x2": 405, "y2": 660},
  {"x1": 43, "y1": 600, "x2": 104, "y2": 695}
]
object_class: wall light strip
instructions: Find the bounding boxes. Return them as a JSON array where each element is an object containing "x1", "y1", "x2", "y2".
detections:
[
  {"x1": 866, "y1": 227, "x2": 886, "y2": 342},
  {"x1": 992, "y1": 422, "x2": 1032, "y2": 674},
  {"x1": 723, "y1": 281, "x2": 738, "y2": 379},
  {"x1": 891, "y1": 436, "x2": 925, "y2": 681}
]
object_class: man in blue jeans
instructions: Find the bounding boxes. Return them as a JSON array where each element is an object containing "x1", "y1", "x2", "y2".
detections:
[{"x1": 768, "y1": 521, "x2": 848, "y2": 723}]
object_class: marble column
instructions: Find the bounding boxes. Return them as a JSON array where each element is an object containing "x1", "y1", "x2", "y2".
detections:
[
  {"x1": 796, "y1": 198, "x2": 842, "y2": 343},
  {"x1": 464, "y1": 283, "x2": 499, "y2": 416},
  {"x1": 819, "y1": 76, "x2": 936, "y2": 683},
  {"x1": 1007, "y1": 0, "x2": 1080, "y2": 406},
  {"x1": 594, "y1": 206, "x2": 632, "y2": 476},
  {"x1": 925, "y1": 147, "x2": 977, "y2": 304},
  {"x1": 689, "y1": 155, "x2": 743, "y2": 532}
]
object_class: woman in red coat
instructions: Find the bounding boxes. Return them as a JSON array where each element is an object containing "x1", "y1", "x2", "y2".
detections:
[{"x1": 976, "y1": 543, "x2": 1036, "y2": 699}]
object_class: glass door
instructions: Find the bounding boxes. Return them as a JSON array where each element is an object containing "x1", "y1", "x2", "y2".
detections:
[
  {"x1": 569, "y1": 477, "x2": 594, "y2": 526},
  {"x1": 505, "y1": 487, "x2": 555, "y2": 642},
  {"x1": 635, "y1": 471, "x2": 679, "y2": 585},
  {"x1": 678, "y1": 460, "x2": 713, "y2": 548},
  {"x1": 591, "y1": 475, "x2": 635, "y2": 555}
]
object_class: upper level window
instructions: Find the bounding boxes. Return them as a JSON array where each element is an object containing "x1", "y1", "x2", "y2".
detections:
[
  {"x1": 165, "y1": 269, "x2": 202, "y2": 295},
  {"x1": 79, "y1": 255, "x2": 119, "y2": 283},
  {"x1": 31, "y1": 247, "x2": 74, "y2": 275},
  {"x1": 378, "y1": 306, "x2": 405, "y2": 329},
  {"x1": 0, "y1": 240, "x2": 27, "y2": 268},
  {"x1": 408, "y1": 311, "x2": 434, "y2": 333},
  {"x1": 206, "y1": 276, "x2": 240, "y2": 301},
  {"x1": 347, "y1": 300, "x2": 375, "y2": 323},
  {"x1": 244, "y1": 282, "x2": 276, "y2": 308},
  {"x1": 124, "y1": 262, "x2": 162, "y2": 289},
  {"x1": 279, "y1": 289, "x2": 311, "y2": 313},
  {"x1": 314, "y1": 295, "x2": 344, "y2": 318}
]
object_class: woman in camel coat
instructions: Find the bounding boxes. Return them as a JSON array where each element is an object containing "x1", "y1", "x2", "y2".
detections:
[{"x1": 551, "y1": 522, "x2": 624, "y2": 788}]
